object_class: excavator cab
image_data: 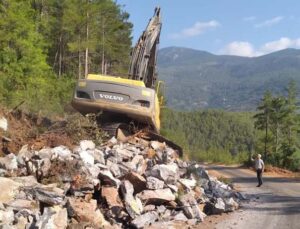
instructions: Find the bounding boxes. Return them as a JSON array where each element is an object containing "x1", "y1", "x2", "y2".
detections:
[{"x1": 72, "y1": 7, "x2": 162, "y2": 134}]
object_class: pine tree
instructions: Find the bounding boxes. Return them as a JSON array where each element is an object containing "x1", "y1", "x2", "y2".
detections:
[
  {"x1": 0, "y1": 0, "x2": 50, "y2": 106},
  {"x1": 253, "y1": 91, "x2": 273, "y2": 160}
]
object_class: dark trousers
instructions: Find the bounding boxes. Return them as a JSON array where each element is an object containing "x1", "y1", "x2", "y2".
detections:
[{"x1": 256, "y1": 169, "x2": 263, "y2": 186}]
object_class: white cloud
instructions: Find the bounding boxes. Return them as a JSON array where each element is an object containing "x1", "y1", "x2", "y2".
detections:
[
  {"x1": 243, "y1": 16, "x2": 256, "y2": 22},
  {"x1": 260, "y1": 37, "x2": 294, "y2": 53},
  {"x1": 170, "y1": 20, "x2": 220, "y2": 39},
  {"x1": 221, "y1": 37, "x2": 300, "y2": 57},
  {"x1": 221, "y1": 41, "x2": 256, "y2": 57},
  {"x1": 254, "y1": 16, "x2": 284, "y2": 28}
]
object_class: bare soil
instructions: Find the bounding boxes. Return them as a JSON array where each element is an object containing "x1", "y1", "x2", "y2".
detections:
[{"x1": 0, "y1": 107, "x2": 74, "y2": 155}]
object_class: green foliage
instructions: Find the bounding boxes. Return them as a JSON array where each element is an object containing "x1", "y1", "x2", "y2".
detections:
[
  {"x1": 253, "y1": 81, "x2": 300, "y2": 171},
  {"x1": 0, "y1": 0, "x2": 132, "y2": 114},
  {"x1": 161, "y1": 108, "x2": 256, "y2": 164}
]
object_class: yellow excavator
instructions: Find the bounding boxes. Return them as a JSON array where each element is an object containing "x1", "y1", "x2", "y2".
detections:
[{"x1": 71, "y1": 7, "x2": 182, "y2": 155}]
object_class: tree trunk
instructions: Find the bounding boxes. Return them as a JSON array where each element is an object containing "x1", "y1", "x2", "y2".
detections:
[
  {"x1": 58, "y1": 34, "x2": 62, "y2": 78},
  {"x1": 84, "y1": 0, "x2": 89, "y2": 78},
  {"x1": 264, "y1": 117, "x2": 268, "y2": 160},
  {"x1": 101, "y1": 19, "x2": 105, "y2": 74},
  {"x1": 78, "y1": 51, "x2": 81, "y2": 79}
]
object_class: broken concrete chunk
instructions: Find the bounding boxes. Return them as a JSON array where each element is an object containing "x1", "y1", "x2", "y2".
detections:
[
  {"x1": 107, "y1": 161, "x2": 122, "y2": 177},
  {"x1": 94, "y1": 148, "x2": 105, "y2": 164},
  {"x1": 17, "y1": 145, "x2": 33, "y2": 165},
  {"x1": 87, "y1": 165, "x2": 101, "y2": 179},
  {"x1": 114, "y1": 147, "x2": 133, "y2": 161},
  {"x1": 179, "y1": 193, "x2": 206, "y2": 222},
  {"x1": 146, "y1": 176, "x2": 164, "y2": 190},
  {"x1": 179, "y1": 178, "x2": 197, "y2": 190},
  {"x1": 38, "y1": 148, "x2": 53, "y2": 160},
  {"x1": 4, "y1": 199, "x2": 39, "y2": 213},
  {"x1": 25, "y1": 186, "x2": 65, "y2": 206},
  {"x1": 188, "y1": 164, "x2": 210, "y2": 181},
  {"x1": 99, "y1": 170, "x2": 121, "y2": 187},
  {"x1": 131, "y1": 155, "x2": 147, "y2": 174},
  {"x1": 121, "y1": 172, "x2": 146, "y2": 193},
  {"x1": 101, "y1": 186, "x2": 123, "y2": 209},
  {"x1": 38, "y1": 158, "x2": 52, "y2": 178},
  {"x1": 52, "y1": 146, "x2": 72, "y2": 160},
  {"x1": 131, "y1": 211, "x2": 159, "y2": 229},
  {"x1": 11, "y1": 176, "x2": 38, "y2": 186},
  {"x1": 0, "y1": 209, "x2": 14, "y2": 226},
  {"x1": 121, "y1": 180, "x2": 143, "y2": 219},
  {"x1": 79, "y1": 150, "x2": 94, "y2": 166},
  {"x1": 0, "y1": 177, "x2": 22, "y2": 204},
  {"x1": 0, "y1": 168, "x2": 7, "y2": 176},
  {"x1": 67, "y1": 198, "x2": 109, "y2": 227},
  {"x1": 79, "y1": 140, "x2": 95, "y2": 151},
  {"x1": 14, "y1": 214, "x2": 30, "y2": 229},
  {"x1": 204, "y1": 197, "x2": 226, "y2": 215},
  {"x1": 0, "y1": 153, "x2": 18, "y2": 171},
  {"x1": 156, "y1": 205, "x2": 166, "y2": 214},
  {"x1": 147, "y1": 163, "x2": 179, "y2": 183},
  {"x1": 137, "y1": 188, "x2": 175, "y2": 205},
  {"x1": 224, "y1": 197, "x2": 239, "y2": 212},
  {"x1": 143, "y1": 205, "x2": 156, "y2": 212},
  {"x1": 109, "y1": 137, "x2": 118, "y2": 145},
  {"x1": 35, "y1": 206, "x2": 68, "y2": 229},
  {"x1": 150, "y1": 141, "x2": 165, "y2": 151},
  {"x1": 173, "y1": 212, "x2": 188, "y2": 221},
  {"x1": 214, "y1": 197, "x2": 226, "y2": 214}
]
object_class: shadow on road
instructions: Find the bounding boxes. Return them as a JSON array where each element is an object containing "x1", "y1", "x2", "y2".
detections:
[{"x1": 242, "y1": 193, "x2": 300, "y2": 215}]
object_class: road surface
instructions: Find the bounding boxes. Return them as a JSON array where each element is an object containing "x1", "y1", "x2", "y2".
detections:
[{"x1": 206, "y1": 165, "x2": 300, "y2": 229}]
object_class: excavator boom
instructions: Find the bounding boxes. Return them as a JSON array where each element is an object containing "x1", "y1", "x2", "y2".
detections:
[{"x1": 128, "y1": 7, "x2": 162, "y2": 88}]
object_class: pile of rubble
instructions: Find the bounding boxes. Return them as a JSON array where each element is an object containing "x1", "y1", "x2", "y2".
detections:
[{"x1": 0, "y1": 135, "x2": 242, "y2": 228}]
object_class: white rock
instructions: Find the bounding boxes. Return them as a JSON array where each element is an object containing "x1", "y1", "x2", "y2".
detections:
[
  {"x1": 94, "y1": 149, "x2": 105, "y2": 164},
  {"x1": 0, "y1": 153, "x2": 18, "y2": 171},
  {"x1": 17, "y1": 145, "x2": 33, "y2": 165},
  {"x1": 38, "y1": 148, "x2": 54, "y2": 160},
  {"x1": 36, "y1": 206, "x2": 68, "y2": 229},
  {"x1": 80, "y1": 140, "x2": 95, "y2": 151},
  {"x1": 0, "y1": 209, "x2": 14, "y2": 225},
  {"x1": 52, "y1": 146, "x2": 72, "y2": 160},
  {"x1": 109, "y1": 136, "x2": 118, "y2": 144},
  {"x1": 148, "y1": 163, "x2": 179, "y2": 183},
  {"x1": 88, "y1": 165, "x2": 101, "y2": 178},
  {"x1": 79, "y1": 151, "x2": 94, "y2": 166},
  {"x1": 179, "y1": 178, "x2": 197, "y2": 190},
  {"x1": 150, "y1": 141, "x2": 166, "y2": 150},
  {"x1": 0, "y1": 117, "x2": 8, "y2": 131},
  {"x1": 99, "y1": 170, "x2": 121, "y2": 187},
  {"x1": 0, "y1": 177, "x2": 22, "y2": 204}
]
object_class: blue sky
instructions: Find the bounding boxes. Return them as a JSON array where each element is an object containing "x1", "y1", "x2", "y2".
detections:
[{"x1": 116, "y1": 0, "x2": 300, "y2": 57}]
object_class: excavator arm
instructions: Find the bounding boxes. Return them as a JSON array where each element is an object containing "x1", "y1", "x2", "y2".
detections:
[{"x1": 128, "y1": 7, "x2": 162, "y2": 89}]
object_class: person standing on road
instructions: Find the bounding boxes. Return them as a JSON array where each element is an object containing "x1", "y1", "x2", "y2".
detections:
[{"x1": 252, "y1": 154, "x2": 265, "y2": 187}]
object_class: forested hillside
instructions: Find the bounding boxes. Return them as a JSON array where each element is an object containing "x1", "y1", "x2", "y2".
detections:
[
  {"x1": 158, "y1": 47, "x2": 300, "y2": 111},
  {"x1": 0, "y1": 0, "x2": 132, "y2": 114},
  {"x1": 161, "y1": 82, "x2": 300, "y2": 170},
  {"x1": 161, "y1": 109, "x2": 256, "y2": 164}
]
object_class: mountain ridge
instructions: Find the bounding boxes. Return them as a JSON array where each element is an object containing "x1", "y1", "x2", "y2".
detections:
[{"x1": 157, "y1": 47, "x2": 300, "y2": 111}]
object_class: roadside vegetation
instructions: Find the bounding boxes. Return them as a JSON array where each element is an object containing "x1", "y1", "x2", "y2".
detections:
[{"x1": 0, "y1": 0, "x2": 132, "y2": 115}]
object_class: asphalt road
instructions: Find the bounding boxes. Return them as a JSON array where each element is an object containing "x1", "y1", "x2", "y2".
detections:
[{"x1": 206, "y1": 165, "x2": 300, "y2": 229}]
